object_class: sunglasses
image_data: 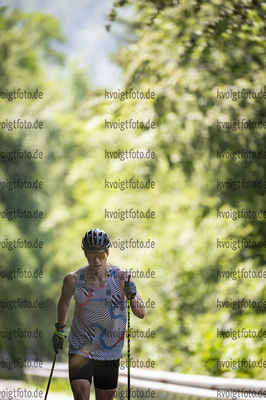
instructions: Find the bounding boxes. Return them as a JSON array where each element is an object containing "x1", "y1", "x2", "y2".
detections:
[{"x1": 85, "y1": 251, "x2": 107, "y2": 260}]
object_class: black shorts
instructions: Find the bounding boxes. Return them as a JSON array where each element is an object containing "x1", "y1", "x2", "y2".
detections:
[{"x1": 69, "y1": 354, "x2": 120, "y2": 389}]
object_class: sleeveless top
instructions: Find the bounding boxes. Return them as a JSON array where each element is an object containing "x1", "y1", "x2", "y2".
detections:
[{"x1": 68, "y1": 264, "x2": 127, "y2": 360}]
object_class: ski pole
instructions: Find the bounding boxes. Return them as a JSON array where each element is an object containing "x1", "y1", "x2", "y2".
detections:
[
  {"x1": 44, "y1": 353, "x2": 57, "y2": 400},
  {"x1": 127, "y1": 275, "x2": 131, "y2": 400}
]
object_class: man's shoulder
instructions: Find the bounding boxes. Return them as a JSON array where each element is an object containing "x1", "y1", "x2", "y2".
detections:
[
  {"x1": 110, "y1": 265, "x2": 129, "y2": 282},
  {"x1": 63, "y1": 270, "x2": 78, "y2": 289}
]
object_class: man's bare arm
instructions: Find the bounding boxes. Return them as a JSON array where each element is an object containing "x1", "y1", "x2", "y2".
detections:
[
  {"x1": 57, "y1": 272, "x2": 77, "y2": 327},
  {"x1": 119, "y1": 270, "x2": 146, "y2": 319},
  {"x1": 130, "y1": 289, "x2": 146, "y2": 319}
]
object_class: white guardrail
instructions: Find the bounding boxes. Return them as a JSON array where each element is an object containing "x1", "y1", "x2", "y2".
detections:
[{"x1": 24, "y1": 362, "x2": 266, "y2": 400}]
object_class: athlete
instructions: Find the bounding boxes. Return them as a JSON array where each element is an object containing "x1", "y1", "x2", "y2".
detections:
[{"x1": 52, "y1": 228, "x2": 146, "y2": 400}]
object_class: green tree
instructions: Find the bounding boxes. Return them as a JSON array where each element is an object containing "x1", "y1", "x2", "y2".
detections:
[
  {"x1": 105, "y1": 0, "x2": 266, "y2": 378},
  {"x1": 0, "y1": 6, "x2": 66, "y2": 371}
]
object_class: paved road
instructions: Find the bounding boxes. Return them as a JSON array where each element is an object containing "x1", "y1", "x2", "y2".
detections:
[{"x1": 0, "y1": 380, "x2": 73, "y2": 400}]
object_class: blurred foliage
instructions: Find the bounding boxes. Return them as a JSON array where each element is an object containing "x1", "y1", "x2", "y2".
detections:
[
  {"x1": 107, "y1": 0, "x2": 266, "y2": 378},
  {"x1": 0, "y1": 1, "x2": 266, "y2": 381}
]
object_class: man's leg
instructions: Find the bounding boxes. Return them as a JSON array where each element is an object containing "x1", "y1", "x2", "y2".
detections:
[
  {"x1": 71, "y1": 379, "x2": 91, "y2": 400},
  {"x1": 94, "y1": 360, "x2": 119, "y2": 400},
  {"x1": 69, "y1": 355, "x2": 93, "y2": 400}
]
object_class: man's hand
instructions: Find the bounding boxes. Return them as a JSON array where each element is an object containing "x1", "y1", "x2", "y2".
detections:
[
  {"x1": 52, "y1": 330, "x2": 67, "y2": 354},
  {"x1": 124, "y1": 276, "x2": 137, "y2": 300}
]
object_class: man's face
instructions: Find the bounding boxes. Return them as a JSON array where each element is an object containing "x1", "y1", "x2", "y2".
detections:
[{"x1": 85, "y1": 250, "x2": 108, "y2": 269}]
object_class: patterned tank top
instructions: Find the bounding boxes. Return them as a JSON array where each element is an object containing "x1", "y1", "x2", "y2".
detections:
[{"x1": 68, "y1": 264, "x2": 127, "y2": 360}]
